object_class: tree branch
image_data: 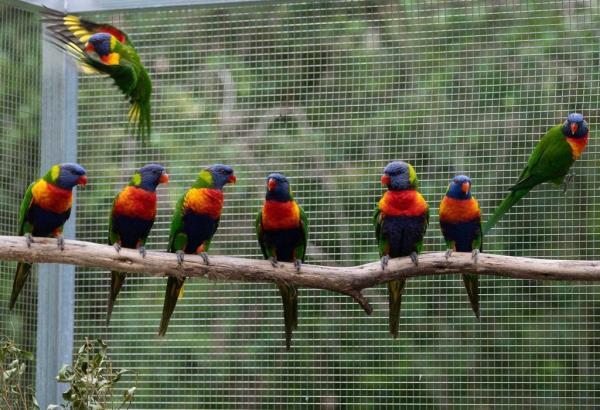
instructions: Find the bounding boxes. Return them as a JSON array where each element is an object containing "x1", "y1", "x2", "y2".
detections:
[{"x1": 1, "y1": 235, "x2": 599, "y2": 315}]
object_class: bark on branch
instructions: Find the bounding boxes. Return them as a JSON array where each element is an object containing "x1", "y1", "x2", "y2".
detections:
[{"x1": 1, "y1": 235, "x2": 599, "y2": 315}]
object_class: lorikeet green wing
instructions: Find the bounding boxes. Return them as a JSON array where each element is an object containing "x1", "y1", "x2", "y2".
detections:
[{"x1": 10, "y1": 182, "x2": 35, "y2": 310}]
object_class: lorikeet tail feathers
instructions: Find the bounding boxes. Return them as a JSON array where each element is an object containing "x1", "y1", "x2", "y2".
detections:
[
  {"x1": 106, "y1": 271, "x2": 127, "y2": 325},
  {"x1": 388, "y1": 279, "x2": 406, "y2": 338},
  {"x1": 158, "y1": 276, "x2": 186, "y2": 337},
  {"x1": 9, "y1": 262, "x2": 32, "y2": 310},
  {"x1": 482, "y1": 188, "x2": 529, "y2": 235},
  {"x1": 276, "y1": 283, "x2": 298, "y2": 350},
  {"x1": 462, "y1": 273, "x2": 480, "y2": 320},
  {"x1": 129, "y1": 98, "x2": 151, "y2": 141}
]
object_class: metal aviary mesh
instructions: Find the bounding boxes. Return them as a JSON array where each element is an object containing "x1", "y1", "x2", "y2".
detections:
[
  {"x1": 0, "y1": 2, "x2": 41, "y2": 391},
  {"x1": 42, "y1": 0, "x2": 600, "y2": 407}
]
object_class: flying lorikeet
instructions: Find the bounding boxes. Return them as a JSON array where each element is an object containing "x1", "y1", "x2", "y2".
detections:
[
  {"x1": 107, "y1": 163, "x2": 169, "y2": 324},
  {"x1": 42, "y1": 9, "x2": 152, "y2": 140},
  {"x1": 373, "y1": 161, "x2": 429, "y2": 338},
  {"x1": 483, "y1": 113, "x2": 589, "y2": 235},
  {"x1": 439, "y1": 175, "x2": 482, "y2": 319},
  {"x1": 256, "y1": 173, "x2": 308, "y2": 350},
  {"x1": 158, "y1": 164, "x2": 236, "y2": 336},
  {"x1": 9, "y1": 163, "x2": 87, "y2": 310}
]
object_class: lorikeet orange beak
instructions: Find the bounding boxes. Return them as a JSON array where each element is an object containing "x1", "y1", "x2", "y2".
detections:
[
  {"x1": 159, "y1": 173, "x2": 169, "y2": 184},
  {"x1": 77, "y1": 175, "x2": 88, "y2": 186},
  {"x1": 228, "y1": 175, "x2": 237, "y2": 184},
  {"x1": 381, "y1": 175, "x2": 391, "y2": 186},
  {"x1": 571, "y1": 122, "x2": 578, "y2": 135},
  {"x1": 267, "y1": 178, "x2": 276, "y2": 191},
  {"x1": 461, "y1": 181, "x2": 470, "y2": 194}
]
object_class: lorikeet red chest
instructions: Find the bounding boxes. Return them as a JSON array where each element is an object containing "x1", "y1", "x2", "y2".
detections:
[
  {"x1": 439, "y1": 196, "x2": 481, "y2": 252},
  {"x1": 112, "y1": 186, "x2": 157, "y2": 220},
  {"x1": 181, "y1": 188, "x2": 224, "y2": 254},
  {"x1": 31, "y1": 180, "x2": 73, "y2": 214},
  {"x1": 261, "y1": 200, "x2": 301, "y2": 230}
]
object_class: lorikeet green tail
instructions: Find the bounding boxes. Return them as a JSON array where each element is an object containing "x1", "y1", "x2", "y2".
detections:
[
  {"x1": 256, "y1": 173, "x2": 308, "y2": 350},
  {"x1": 107, "y1": 164, "x2": 168, "y2": 325},
  {"x1": 42, "y1": 9, "x2": 152, "y2": 140},
  {"x1": 439, "y1": 175, "x2": 482, "y2": 319},
  {"x1": 483, "y1": 113, "x2": 589, "y2": 235},
  {"x1": 10, "y1": 163, "x2": 87, "y2": 309},
  {"x1": 158, "y1": 165, "x2": 236, "y2": 336},
  {"x1": 374, "y1": 161, "x2": 429, "y2": 338}
]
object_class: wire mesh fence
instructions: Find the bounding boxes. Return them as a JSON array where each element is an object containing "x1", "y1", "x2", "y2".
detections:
[
  {"x1": 0, "y1": 2, "x2": 40, "y2": 387},
  {"x1": 3, "y1": 0, "x2": 600, "y2": 407}
]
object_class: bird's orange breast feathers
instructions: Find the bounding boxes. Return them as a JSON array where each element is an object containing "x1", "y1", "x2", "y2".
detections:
[
  {"x1": 262, "y1": 200, "x2": 301, "y2": 230},
  {"x1": 31, "y1": 180, "x2": 72, "y2": 214},
  {"x1": 183, "y1": 188, "x2": 224, "y2": 219},
  {"x1": 566, "y1": 134, "x2": 588, "y2": 160},
  {"x1": 113, "y1": 186, "x2": 157, "y2": 220},
  {"x1": 378, "y1": 190, "x2": 428, "y2": 217},
  {"x1": 439, "y1": 196, "x2": 481, "y2": 224}
]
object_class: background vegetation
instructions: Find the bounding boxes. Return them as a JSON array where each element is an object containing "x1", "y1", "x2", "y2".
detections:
[{"x1": 2, "y1": 0, "x2": 600, "y2": 407}]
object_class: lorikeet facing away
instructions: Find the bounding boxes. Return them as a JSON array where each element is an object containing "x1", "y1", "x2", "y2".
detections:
[
  {"x1": 158, "y1": 164, "x2": 236, "y2": 336},
  {"x1": 256, "y1": 173, "x2": 308, "y2": 350},
  {"x1": 373, "y1": 161, "x2": 429, "y2": 338},
  {"x1": 483, "y1": 113, "x2": 589, "y2": 235},
  {"x1": 107, "y1": 164, "x2": 169, "y2": 325},
  {"x1": 439, "y1": 175, "x2": 482, "y2": 319},
  {"x1": 42, "y1": 9, "x2": 152, "y2": 140},
  {"x1": 10, "y1": 163, "x2": 87, "y2": 310}
]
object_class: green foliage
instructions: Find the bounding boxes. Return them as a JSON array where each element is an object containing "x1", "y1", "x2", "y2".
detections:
[
  {"x1": 49, "y1": 339, "x2": 136, "y2": 410},
  {"x1": 0, "y1": 336, "x2": 38, "y2": 410}
]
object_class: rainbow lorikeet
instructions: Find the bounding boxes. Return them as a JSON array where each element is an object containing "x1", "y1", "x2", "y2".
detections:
[
  {"x1": 9, "y1": 163, "x2": 87, "y2": 310},
  {"x1": 483, "y1": 113, "x2": 589, "y2": 235},
  {"x1": 42, "y1": 9, "x2": 152, "y2": 140},
  {"x1": 374, "y1": 161, "x2": 429, "y2": 338},
  {"x1": 439, "y1": 175, "x2": 482, "y2": 319},
  {"x1": 158, "y1": 164, "x2": 236, "y2": 336},
  {"x1": 107, "y1": 164, "x2": 169, "y2": 325},
  {"x1": 256, "y1": 173, "x2": 308, "y2": 350}
]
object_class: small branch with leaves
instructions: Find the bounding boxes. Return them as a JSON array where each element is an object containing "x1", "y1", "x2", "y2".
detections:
[{"x1": 1, "y1": 235, "x2": 600, "y2": 314}]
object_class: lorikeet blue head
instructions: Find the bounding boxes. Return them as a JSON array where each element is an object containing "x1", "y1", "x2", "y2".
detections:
[
  {"x1": 85, "y1": 32, "x2": 113, "y2": 56},
  {"x1": 562, "y1": 113, "x2": 588, "y2": 139},
  {"x1": 381, "y1": 161, "x2": 417, "y2": 191},
  {"x1": 54, "y1": 163, "x2": 87, "y2": 190},
  {"x1": 265, "y1": 173, "x2": 292, "y2": 202},
  {"x1": 207, "y1": 164, "x2": 236, "y2": 190},
  {"x1": 446, "y1": 175, "x2": 473, "y2": 199},
  {"x1": 136, "y1": 163, "x2": 169, "y2": 192}
]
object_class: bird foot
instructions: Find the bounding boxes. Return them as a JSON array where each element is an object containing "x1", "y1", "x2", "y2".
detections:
[
  {"x1": 138, "y1": 246, "x2": 146, "y2": 258},
  {"x1": 380, "y1": 255, "x2": 389, "y2": 270},
  {"x1": 200, "y1": 252, "x2": 210, "y2": 265},
  {"x1": 56, "y1": 235, "x2": 65, "y2": 251},
  {"x1": 24, "y1": 233, "x2": 33, "y2": 248},
  {"x1": 269, "y1": 257, "x2": 279, "y2": 268},
  {"x1": 562, "y1": 172, "x2": 576, "y2": 194},
  {"x1": 294, "y1": 259, "x2": 302, "y2": 273},
  {"x1": 410, "y1": 252, "x2": 419, "y2": 267},
  {"x1": 472, "y1": 249, "x2": 480, "y2": 264},
  {"x1": 176, "y1": 250, "x2": 185, "y2": 267},
  {"x1": 444, "y1": 249, "x2": 453, "y2": 261},
  {"x1": 113, "y1": 243, "x2": 122, "y2": 253}
]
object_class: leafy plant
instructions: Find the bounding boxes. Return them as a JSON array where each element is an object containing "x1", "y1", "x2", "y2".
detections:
[
  {"x1": 49, "y1": 338, "x2": 136, "y2": 410},
  {"x1": 0, "y1": 336, "x2": 38, "y2": 410}
]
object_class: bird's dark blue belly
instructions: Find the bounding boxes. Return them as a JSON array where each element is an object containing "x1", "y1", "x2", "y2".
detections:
[
  {"x1": 382, "y1": 215, "x2": 427, "y2": 257},
  {"x1": 112, "y1": 215, "x2": 154, "y2": 248},
  {"x1": 440, "y1": 218, "x2": 481, "y2": 252},
  {"x1": 27, "y1": 204, "x2": 71, "y2": 237},
  {"x1": 262, "y1": 228, "x2": 304, "y2": 261},
  {"x1": 182, "y1": 210, "x2": 218, "y2": 253}
]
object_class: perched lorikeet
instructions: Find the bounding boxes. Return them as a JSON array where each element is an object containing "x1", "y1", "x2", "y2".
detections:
[
  {"x1": 9, "y1": 163, "x2": 87, "y2": 310},
  {"x1": 483, "y1": 113, "x2": 589, "y2": 235},
  {"x1": 107, "y1": 163, "x2": 169, "y2": 324},
  {"x1": 373, "y1": 161, "x2": 429, "y2": 338},
  {"x1": 158, "y1": 164, "x2": 236, "y2": 336},
  {"x1": 256, "y1": 173, "x2": 308, "y2": 350},
  {"x1": 42, "y1": 9, "x2": 152, "y2": 140},
  {"x1": 439, "y1": 175, "x2": 482, "y2": 319}
]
